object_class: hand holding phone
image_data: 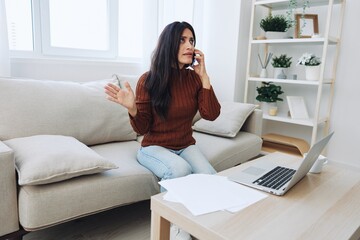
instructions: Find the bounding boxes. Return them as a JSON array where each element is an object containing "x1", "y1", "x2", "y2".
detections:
[{"x1": 191, "y1": 50, "x2": 211, "y2": 88}]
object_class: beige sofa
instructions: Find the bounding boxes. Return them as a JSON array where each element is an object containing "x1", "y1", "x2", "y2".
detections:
[{"x1": 0, "y1": 76, "x2": 262, "y2": 239}]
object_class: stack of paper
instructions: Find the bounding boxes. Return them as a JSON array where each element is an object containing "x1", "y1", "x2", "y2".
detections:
[{"x1": 159, "y1": 174, "x2": 267, "y2": 216}]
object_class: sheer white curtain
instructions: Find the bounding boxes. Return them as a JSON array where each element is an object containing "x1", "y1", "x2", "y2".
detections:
[
  {"x1": 141, "y1": 0, "x2": 158, "y2": 72},
  {"x1": 0, "y1": 0, "x2": 11, "y2": 77}
]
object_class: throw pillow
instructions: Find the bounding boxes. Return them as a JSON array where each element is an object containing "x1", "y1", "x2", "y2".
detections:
[
  {"x1": 192, "y1": 102, "x2": 257, "y2": 138},
  {"x1": 0, "y1": 77, "x2": 138, "y2": 145},
  {"x1": 4, "y1": 135, "x2": 118, "y2": 185}
]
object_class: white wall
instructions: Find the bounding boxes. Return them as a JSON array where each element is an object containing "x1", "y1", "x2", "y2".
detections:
[
  {"x1": 327, "y1": 0, "x2": 360, "y2": 167},
  {"x1": 9, "y1": 0, "x2": 360, "y2": 167},
  {"x1": 10, "y1": 58, "x2": 141, "y2": 82},
  {"x1": 234, "y1": 0, "x2": 252, "y2": 102},
  {"x1": 199, "y1": 0, "x2": 242, "y2": 101}
]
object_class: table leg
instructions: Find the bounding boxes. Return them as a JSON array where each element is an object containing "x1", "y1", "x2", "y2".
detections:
[{"x1": 151, "y1": 211, "x2": 171, "y2": 240}]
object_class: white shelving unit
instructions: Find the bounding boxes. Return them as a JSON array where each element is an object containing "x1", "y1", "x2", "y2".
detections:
[{"x1": 244, "y1": 0, "x2": 345, "y2": 146}]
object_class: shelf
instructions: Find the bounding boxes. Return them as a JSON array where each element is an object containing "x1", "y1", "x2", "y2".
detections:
[
  {"x1": 254, "y1": 0, "x2": 342, "y2": 10},
  {"x1": 245, "y1": 0, "x2": 344, "y2": 146},
  {"x1": 252, "y1": 38, "x2": 338, "y2": 45},
  {"x1": 248, "y1": 77, "x2": 332, "y2": 85},
  {"x1": 263, "y1": 113, "x2": 314, "y2": 126},
  {"x1": 263, "y1": 113, "x2": 328, "y2": 126}
]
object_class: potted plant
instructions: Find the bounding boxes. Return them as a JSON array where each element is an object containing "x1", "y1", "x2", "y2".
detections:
[
  {"x1": 256, "y1": 82, "x2": 284, "y2": 116},
  {"x1": 297, "y1": 53, "x2": 321, "y2": 80},
  {"x1": 271, "y1": 54, "x2": 292, "y2": 79},
  {"x1": 260, "y1": 14, "x2": 292, "y2": 39}
]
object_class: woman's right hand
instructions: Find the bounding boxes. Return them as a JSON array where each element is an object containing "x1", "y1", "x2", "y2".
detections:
[{"x1": 104, "y1": 82, "x2": 137, "y2": 116}]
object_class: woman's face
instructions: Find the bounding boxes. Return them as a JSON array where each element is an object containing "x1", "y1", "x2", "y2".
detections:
[{"x1": 177, "y1": 28, "x2": 195, "y2": 69}]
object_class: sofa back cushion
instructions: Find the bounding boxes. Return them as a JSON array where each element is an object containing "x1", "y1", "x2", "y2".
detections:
[
  {"x1": 193, "y1": 101, "x2": 257, "y2": 138},
  {"x1": 0, "y1": 77, "x2": 137, "y2": 145}
]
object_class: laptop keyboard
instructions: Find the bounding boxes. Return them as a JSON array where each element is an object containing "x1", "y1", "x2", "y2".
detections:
[{"x1": 253, "y1": 166, "x2": 296, "y2": 190}]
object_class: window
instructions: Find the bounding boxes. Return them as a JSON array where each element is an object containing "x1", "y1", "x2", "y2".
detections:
[
  {"x1": 5, "y1": 0, "x2": 144, "y2": 60},
  {"x1": 4, "y1": 0, "x2": 197, "y2": 61},
  {"x1": 48, "y1": 0, "x2": 109, "y2": 51},
  {"x1": 40, "y1": 0, "x2": 117, "y2": 58}
]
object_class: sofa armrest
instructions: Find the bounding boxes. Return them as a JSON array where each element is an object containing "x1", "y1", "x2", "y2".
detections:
[
  {"x1": 240, "y1": 109, "x2": 263, "y2": 137},
  {"x1": 0, "y1": 141, "x2": 19, "y2": 236}
]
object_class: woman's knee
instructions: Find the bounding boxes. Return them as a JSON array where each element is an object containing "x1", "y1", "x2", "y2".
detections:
[
  {"x1": 180, "y1": 145, "x2": 216, "y2": 174},
  {"x1": 137, "y1": 146, "x2": 192, "y2": 180},
  {"x1": 163, "y1": 161, "x2": 192, "y2": 180}
]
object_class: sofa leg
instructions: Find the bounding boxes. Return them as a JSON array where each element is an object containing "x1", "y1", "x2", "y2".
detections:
[{"x1": 0, "y1": 229, "x2": 28, "y2": 240}]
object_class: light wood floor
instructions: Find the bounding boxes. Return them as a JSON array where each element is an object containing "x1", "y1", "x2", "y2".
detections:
[{"x1": 24, "y1": 200, "x2": 151, "y2": 240}]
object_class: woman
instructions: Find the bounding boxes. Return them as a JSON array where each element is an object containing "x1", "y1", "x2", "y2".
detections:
[
  {"x1": 105, "y1": 20, "x2": 220, "y2": 179},
  {"x1": 105, "y1": 21, "x2": 220, "y2": 239}
]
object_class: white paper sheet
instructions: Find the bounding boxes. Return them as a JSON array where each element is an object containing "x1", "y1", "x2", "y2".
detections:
[{"x1": 160, "y1": 174, "x2": 267, "y2": 216}]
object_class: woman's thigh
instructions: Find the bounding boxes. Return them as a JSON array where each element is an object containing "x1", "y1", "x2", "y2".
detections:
[
  {"x1": 180, "y1": 145, "x2": 216, "y2": 174},
  {"x1": 137, "y1": 146, "x2": 192, "y2": 180}
]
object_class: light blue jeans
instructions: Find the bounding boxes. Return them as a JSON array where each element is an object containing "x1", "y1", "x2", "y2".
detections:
[{"x1": 137, "y1": 145, "x2": 216, "y2": 191}]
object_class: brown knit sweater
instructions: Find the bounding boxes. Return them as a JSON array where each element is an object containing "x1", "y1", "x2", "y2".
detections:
[{"x1": 129, "y1": 68, "x2": 221, "y2": 150}]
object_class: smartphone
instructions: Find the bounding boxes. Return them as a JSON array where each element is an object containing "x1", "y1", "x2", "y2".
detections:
[{"x1": 192, "y1": 53, "x2": 199, "y2": 67}]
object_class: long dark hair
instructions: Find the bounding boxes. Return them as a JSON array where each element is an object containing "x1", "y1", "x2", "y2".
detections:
[{"x1": 145, "y1": 21, "x2": 196, "y2": 119}]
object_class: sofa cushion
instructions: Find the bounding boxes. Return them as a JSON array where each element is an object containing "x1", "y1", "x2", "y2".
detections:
[
  {"x1": 193, "y1": 102, "x2": 257, "y2": 138},
  {"x1": 0, "y1": 77, "x2": 137, "y2": 145},
  {"x1": 4, "y1": 135, "x2": 118, "y2": 185},
  {"x1": 194, "y1": 131, "x2": 262, "y2": 172}
]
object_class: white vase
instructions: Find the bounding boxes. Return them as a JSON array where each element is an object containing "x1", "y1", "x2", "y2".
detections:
[
  {"x1": 265, "y1": 31, "x2": 287, "y2": 39},
  {"x1": 305, "y1": 65, "x2": 320, "y2": 81},
  {"x1": 260, "y1": 68, "x2": 267, "y2": 78}
]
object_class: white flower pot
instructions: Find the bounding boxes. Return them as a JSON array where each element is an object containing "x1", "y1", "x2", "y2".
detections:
[
  {"x1": 305, "y1": 65, "x2": 320, "y2": 81},
  {"x1": 262, "y1": 102, "x2": 278, "y2": 116},
  {"x1": 265, "y1": 31, "x2": 287, "y2": 39},
  {"x1": 273, "y1": 68, "x2": 287, "y2": 79},
  {"x1": 268, "y1": 105, "x2": 278, "y2": 116}
]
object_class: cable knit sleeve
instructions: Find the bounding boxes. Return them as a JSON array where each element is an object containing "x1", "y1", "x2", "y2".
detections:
[
  {"x1": 198, "y1": 86, "x2": 221, "y2": 121},
  {"x1": 129, "y1": 73, "x2": 153, "y2": 135}
]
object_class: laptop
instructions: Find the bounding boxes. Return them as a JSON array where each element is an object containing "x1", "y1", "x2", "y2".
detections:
[{"x1": 229, "y1": 132, "x2": 334, "y2": 196}]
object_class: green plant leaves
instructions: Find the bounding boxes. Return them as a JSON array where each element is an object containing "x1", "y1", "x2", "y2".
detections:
[
  {"x1": 260, "y1": 15, "x2": 292, "y2": 32},
  {"x1": 256, "y1": 82, "x2": 284, "y2": 102},
  {"x1": 271, "y1": 54, "x2": 292, "y2": 68}
]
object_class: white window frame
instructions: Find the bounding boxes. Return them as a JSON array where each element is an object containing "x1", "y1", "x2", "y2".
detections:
[
  {"x1": 39, "y1": 0, "x2": 118, "y2": 59},
  {"x1": 8, "y1": 0, "x2": 199, "y2": 65}
]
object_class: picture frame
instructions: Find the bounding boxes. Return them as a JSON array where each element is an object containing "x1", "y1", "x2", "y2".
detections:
[
  {"x1": 295, "y1": 14, "x2": 319, "y2": 38},
  {"x1": 287, "y1": 96, "x2": 309, "y2": 119}
]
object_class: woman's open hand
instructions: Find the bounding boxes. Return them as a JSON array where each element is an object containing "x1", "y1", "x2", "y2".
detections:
[{"x1": 104, "y1": 82, "x2": 137, "y2": 116}]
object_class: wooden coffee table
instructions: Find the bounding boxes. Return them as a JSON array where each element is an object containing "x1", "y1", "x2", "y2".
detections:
[{"x1": 150, "y1": 152, "x2": 360, "y2": 240}]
